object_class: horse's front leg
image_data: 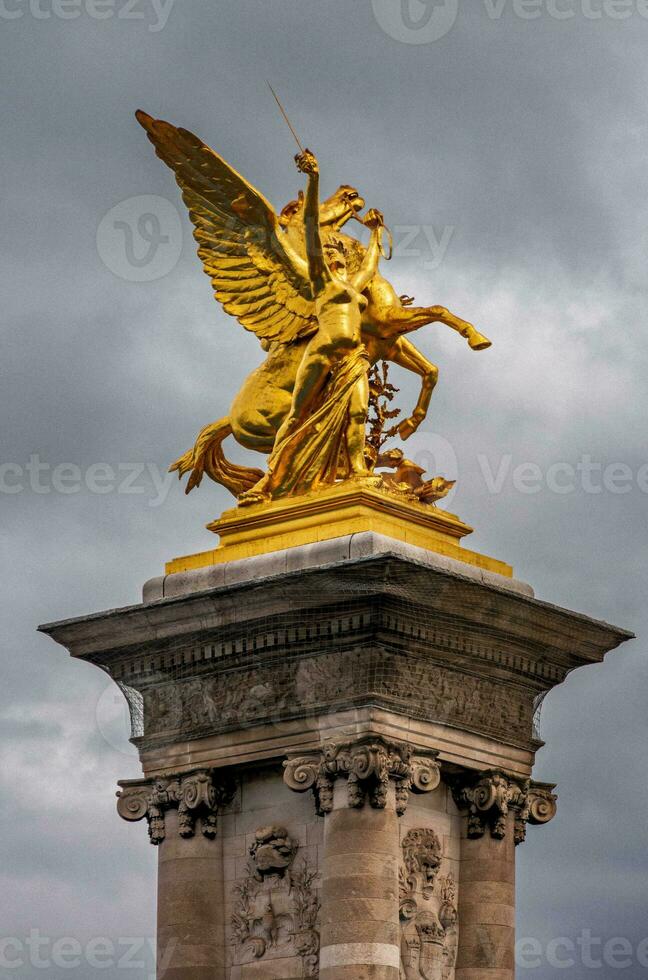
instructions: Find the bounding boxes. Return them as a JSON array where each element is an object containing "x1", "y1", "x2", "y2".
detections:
[
  {"x1": 386, "y1": 337, "x2": 439, "y2": 439},
  {"x1": 427, "y1": 306, "x2": 492, "y2": 350},
  {"x1": 369, "y1": 302, "x2": 491, "y2": 350}
]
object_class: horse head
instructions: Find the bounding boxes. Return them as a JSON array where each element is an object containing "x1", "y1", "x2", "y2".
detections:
[{"x1": 279, "y1": 184, "x2": 365, "y2": 231}]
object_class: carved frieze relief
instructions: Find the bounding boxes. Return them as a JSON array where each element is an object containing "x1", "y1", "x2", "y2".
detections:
[{"x1": 142, "y1": 647, "x2": 536, "y2": 750}]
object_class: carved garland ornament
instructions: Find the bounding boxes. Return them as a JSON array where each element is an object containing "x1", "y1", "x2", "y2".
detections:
[
  {"x1": 116, "y1": 768, "x2": 236, "y2": 845},
  {"x1": 283, "y1": 737, "x2": 440, "y2": 815},
  {"x1": 231, "y1": 825, "x2": 320, "y2": 977},
  {"x1": 450, "y1": 771, "x2": 557, "y2": 844}
]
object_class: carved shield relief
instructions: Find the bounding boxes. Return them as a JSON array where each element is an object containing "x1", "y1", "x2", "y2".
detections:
[
  {"x1": 399, "y1": 828, "x2": 458, "y2": 980},
  {"x1": 230, "y1": 825, "x2": 320, "y2": 977}
]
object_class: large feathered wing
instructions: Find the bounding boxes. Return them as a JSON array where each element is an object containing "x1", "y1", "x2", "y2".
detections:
[{"x1": 136, "y1": 110, "x2": 315, "y2": 346}]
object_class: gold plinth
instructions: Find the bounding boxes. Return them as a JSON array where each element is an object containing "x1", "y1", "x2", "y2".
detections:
[{"x1": 165, "y1": 483, "x2": 513, "y2": 578}]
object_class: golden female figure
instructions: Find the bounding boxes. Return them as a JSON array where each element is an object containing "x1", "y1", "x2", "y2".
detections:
[{"x1": 242, "y1": 149, "x2": 386, "y2": 502}]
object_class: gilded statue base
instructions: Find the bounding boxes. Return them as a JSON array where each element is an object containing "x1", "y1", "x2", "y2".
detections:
[{"x1": 164, "y1": 481, "x2": 513, "y2": 577}]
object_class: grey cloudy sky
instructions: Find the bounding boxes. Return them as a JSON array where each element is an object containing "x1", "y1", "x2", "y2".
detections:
[{"x1": 1, "y1": 0, "x2": 647, "y2": 976}]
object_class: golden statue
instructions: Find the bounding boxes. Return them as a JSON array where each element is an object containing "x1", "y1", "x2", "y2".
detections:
[{"x1": 136, "y1": 110, "x2": 491, "y2": 510}]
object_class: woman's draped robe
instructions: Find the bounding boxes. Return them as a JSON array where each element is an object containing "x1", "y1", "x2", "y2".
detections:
[{"x1": 261, "y1": 345, "x2": 370, "y2": 499}]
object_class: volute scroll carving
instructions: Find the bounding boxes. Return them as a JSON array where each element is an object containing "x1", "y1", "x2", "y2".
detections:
[
  {"x1": 450, "y1": 769, "x2": 557, "y2": 844},
  {"x1": 514, "y1": 780, "x2": 558, "y2": 844},
  {"x1": 283, "y1": 737, "x2": 440, "y2": 815},
  {"x1": 116, "y1": 768, "x2": 236, "y2": 845}
]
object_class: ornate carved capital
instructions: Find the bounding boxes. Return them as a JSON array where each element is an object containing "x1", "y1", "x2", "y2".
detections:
[
  {"x1": 514, "y1": 780, "x2": 558, "y2": 844},
  {"x1": 283, "y1": 737, "x2": 440, "y2": 816},
  {"x1": 450, "y1": 770, "x2": 557, "y2": 844},
  {"x1": 117, "y1": 768, "x2": 236, "y2": 845}
]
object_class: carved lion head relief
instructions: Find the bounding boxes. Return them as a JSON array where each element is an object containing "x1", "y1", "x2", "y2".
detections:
[{"x1": 402, "y1": 827, "x2": 442, "y2": 884}]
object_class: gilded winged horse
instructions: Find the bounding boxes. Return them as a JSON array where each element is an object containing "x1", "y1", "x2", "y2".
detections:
[{"x1": 136, "y1": 111, "x2": 491, "y2": 498}]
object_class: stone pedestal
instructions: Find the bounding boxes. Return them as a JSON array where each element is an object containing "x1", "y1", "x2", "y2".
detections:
[{"x1": 40, "y1": 532, "x2": 632, "y2": 980}]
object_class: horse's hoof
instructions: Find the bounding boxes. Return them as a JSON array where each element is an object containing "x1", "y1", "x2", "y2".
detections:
[{"x1": 468, "y1": 331, "x2": 492, "y2": 351}]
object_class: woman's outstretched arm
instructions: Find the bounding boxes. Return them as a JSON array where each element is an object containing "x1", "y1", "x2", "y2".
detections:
[
  {"x1": 352, "y1": 209, "x2": 385, "y2": 293},
  {"x1": 295, "y1": 149, "x2": 328, "y2": 293}
]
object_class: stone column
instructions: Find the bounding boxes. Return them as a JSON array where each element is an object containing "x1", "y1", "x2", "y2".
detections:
[
  {"x1": 451, "y1": 772, "x2": 557, "y2": 980},
  {"x1": 455, "y1": 811, "x2": 516, "y2": 980},
  {"x1": 117, "y1": 769, "x2": 235, "y2": 980},
  {"x1": 157, "y1": 808, "x2": 226, "y2": 980},
  {"x1": 320, "y1": 786, "x2": 401, "y2": 979},
  {"x1": 284, "y1": 737, "x2": 441, "y2": 980}
]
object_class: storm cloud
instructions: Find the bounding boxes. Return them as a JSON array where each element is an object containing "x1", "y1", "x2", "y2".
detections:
[{"x1": 1, "y1": 1, "x2": 647, "y2": 977}]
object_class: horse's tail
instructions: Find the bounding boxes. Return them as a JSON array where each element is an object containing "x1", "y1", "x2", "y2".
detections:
[{"x1": 169, "y1": 417, "x2": 265, "y2": 498}]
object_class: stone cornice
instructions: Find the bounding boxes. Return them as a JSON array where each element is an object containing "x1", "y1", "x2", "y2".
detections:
[
  {"x1": 39, "y1": 554, "x2": 632, "y2": 669},
  {"x1": 39, "y1": 553, "x2": 632, "y2": 761},
  {"x1": 102, "y1": 604, "x2": 566, "y2": 690}
]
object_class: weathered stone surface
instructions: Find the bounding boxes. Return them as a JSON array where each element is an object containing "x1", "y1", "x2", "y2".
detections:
[
  {"x1": 319, "y1": 800, "x2": 400, "y2": 979},
  {"x1": 39, "y1": 552, "x2": 632, "y2": 761},
  {"x1": 454, "y1": 812, "x2": 517, "y2": 980},
  {"x1": 39, "y1": 542, "x2": 633, "y2": 980},
  {"x1": 156, "y1": 809, "x2": 227, "y2": 979}
]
